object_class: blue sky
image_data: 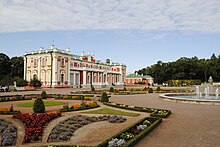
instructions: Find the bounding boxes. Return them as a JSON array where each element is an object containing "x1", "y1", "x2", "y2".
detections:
[{"x1": 0, "y1": 0, "x2": 220, "y2": 73}]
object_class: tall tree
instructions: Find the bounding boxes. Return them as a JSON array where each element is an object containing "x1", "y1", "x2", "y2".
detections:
[{"x1": 10, "y1": 56, "x2": 24, "y2": 78}]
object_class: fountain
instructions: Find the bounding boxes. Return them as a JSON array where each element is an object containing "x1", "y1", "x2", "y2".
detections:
[
  {"x1": 160, "y1": 84, "x2": 220, "y2": 105},
  {"x1": 216, "y1": 88, "x2": 219, "y2": 99}
]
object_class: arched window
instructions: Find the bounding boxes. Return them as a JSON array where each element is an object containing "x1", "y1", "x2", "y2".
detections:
[
  {"x1": 34, "y1": 59, "x2": 37, "y2": 66},
  {"x1": 33, "y1": 74, "x2": 37, "y2": 79},
  {"x1": 60, "y1": 70, "x2": 65, "y2": 83},
  {"x1": 42, "y1": 58, "x2": 45, "y2": 66}
]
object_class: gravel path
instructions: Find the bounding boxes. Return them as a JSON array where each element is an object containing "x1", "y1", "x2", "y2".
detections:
[
  {"x1": 1, "y1": 88, "x2": 220, "y2": 146},
  {"x1": 110, "y1": 93, "x2": 220, "y2": 147}
]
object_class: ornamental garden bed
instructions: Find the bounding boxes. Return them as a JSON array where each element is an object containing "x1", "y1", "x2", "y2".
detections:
[
  {"x1": 0, "y1": 106, "x2": 20, "y2": 115},
  {"x1": 97, "y1": 116, "x2": 162, "y2": 147},
  {"x1": 13, "y1": 112, "x2": 61, "y2": 143},
  {"x1": 0, "y1": 118, "x2": 17, "y2": 146},
  {"x1": 55, "y1": 94, "x2": 95, "y2": 101},
  {"x1": 48, "y1": 115, "x2": 127, "y2": 142},
  {"x1": 60, "y1": 101, "x2": 100, "y2": 112},
  {"x1": 103, "y1": 102, "x2": 171, "y2": 118},
  {"x1": 0, "y1": 95, "x2": 31, "y2": 102}
]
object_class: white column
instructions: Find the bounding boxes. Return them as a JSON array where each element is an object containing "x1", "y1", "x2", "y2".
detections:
[
  {"x1": 67, "y1": 57, "x2": 71, "y2": 86},
  {"x1": 83, "y1": 71, "x2": 87, "y2": 85},
  {"x1": 74, "y1": 73, "x2": 76, "y2": 85},
  {"x1": 37, "y1": 57, "x2": 41, "y2": 80},
  {"x1": 52, "y1": 55, "x2": 58, "y2": 86},
  {"x1": 23, "y1": 57, "x2": 27, "y2": 80}
]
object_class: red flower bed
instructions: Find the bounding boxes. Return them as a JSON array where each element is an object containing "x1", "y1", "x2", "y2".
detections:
[{"x1": 13, "y1": 112, "x2": 61, "y2": 143}]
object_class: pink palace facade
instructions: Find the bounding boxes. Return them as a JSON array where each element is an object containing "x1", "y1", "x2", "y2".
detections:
[{"x1": 24, "y1": 45, "x2": 126, "y2": 88}]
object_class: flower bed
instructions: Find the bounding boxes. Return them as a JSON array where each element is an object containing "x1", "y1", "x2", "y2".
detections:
[
  {"x1": 0, "y1": 118, "x2": 17, "y2": 146},
  {"x1": 60, "y1": 101, "x2": 100, "y2": 112},
  {"x1": 0, "y1": 95, "x2": 32, "y2": 102},
  {"x1": 103, "y1": 102, "x2": 171, "y2": 118},
  {"x1": 0, "y1": 106, "x2": 20, "y2": 115},
  {"x1": 13, "y1": 112, "x2": 61, "y2": 143},
  {"x1": 48, "y1": 115, "x2": 126, "y2": 142},
  {"x1": 55, "y1": 94, "x2": 94, "y2": 101},
  {"x1": 97, "y1": 117, "x2": 162, "y2": 147}
]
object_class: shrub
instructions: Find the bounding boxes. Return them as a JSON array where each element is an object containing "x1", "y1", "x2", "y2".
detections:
[
  {"x1": 91, "y1": 86, "x2": 95, "y2": 92},
  {"x1": 101, "y1": 92, "x2": 109, "y2": 102},
  {"x1": 123, "y1": 87, "x2": 127, "y2": 92},
  {"x1": 110, "y1": 87, "x2": 114, "y2": 92},
  {"x1": 30, "y1": 78, "x2": 42, "y2": 87},
  {"x1": 156, "y1": 86, "x2": 161, "y2": 92},
  {"x1": 16, "y1": 78, "x2": 28, "y2": 87},
  {"x1": 78, "y1": 95, "x2": 84, "y2": 100},
  {"x1": 148, "y1": 88, "x2": 153, "y2": 93},
  {"x1": 41, "y1": 91, "x2": 47, "y2": 99},
  {"x1": 33, "y1": 98, "x2": 45, "y2": 113}
]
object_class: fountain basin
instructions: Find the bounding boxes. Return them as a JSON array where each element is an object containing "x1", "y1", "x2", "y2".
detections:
[{"x1": 160, "y1": 93, "x2": 220, "y2": 105}]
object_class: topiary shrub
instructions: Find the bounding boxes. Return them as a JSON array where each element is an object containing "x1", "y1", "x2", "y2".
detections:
[
  {"x1": 123, "y1": 87, "x2": 127, "y2": 92},
  {"x1": 109, "y1": 87, "x2": 114, "y2": 92},
  {"x1": 148, "y1": 88, "x2": 153, "y2": 93},
  {"x1": 156, "y1": 86, "x2": 161, "y2": 92},
  {"x1": 33, "y1": 98, "x2": 45, "y2": 113},
  {"x1": 91, "y1": 86, "x2": 95, "y2": 92},
  {"x1": 101, "y1": 92, "x2": 109, "y2": 102},
  {"x1": 41, "y1": 91, "x2": 47, "y2": 99}
]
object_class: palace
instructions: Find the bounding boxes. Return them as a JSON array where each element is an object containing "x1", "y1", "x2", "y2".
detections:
[{"x1": 24, "y1": 45, "x2": 126, "y2": 88}]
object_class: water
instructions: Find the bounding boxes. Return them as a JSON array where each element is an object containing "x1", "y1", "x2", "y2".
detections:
[{"x1": 194, "y1": 85, "x2": 219, "y2": 100}]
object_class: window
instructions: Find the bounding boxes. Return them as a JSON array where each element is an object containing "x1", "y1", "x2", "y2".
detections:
[
  {"x1": 34, "y1": 59, "x2": 37, "y2": 66},
  {"x1": 33, "y1": 74, "x2": 37, "y2": 79},
  {"x1": 61, "y1": 74, "x2": 64, "y2": 83},
  {"x1": 42, "y1": 58, "x2": 45, "y2": 66},
  {"x1": 61, "y1": 58, "x2": 65, "y2": 66}
]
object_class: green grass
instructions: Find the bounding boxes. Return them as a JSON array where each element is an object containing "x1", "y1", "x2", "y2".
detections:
[
  {"x1": 17, "y1": 101, "x2": 65, "y2": 107},
  {"x1": 82, "y1": 108, "x2": 140, "y2": 117}
]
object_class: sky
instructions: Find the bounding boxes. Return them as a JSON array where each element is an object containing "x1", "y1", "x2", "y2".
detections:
[{"x1": 0, "y1": 0, "x2": 220, "y2": 73}]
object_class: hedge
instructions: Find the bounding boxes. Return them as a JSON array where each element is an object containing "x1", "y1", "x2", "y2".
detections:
[{"x1": 103, "y1": 102, "x2": 171, "y2": 118}]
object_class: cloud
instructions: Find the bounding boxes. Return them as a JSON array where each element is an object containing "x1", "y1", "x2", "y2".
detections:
[{"x1": 0, "y1": 0, "x2": 220, "y2": 33}]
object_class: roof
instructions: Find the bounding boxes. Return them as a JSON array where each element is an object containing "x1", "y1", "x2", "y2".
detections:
[{"x1": 126, "y1": 74, "x2": 153, "y2": 79}]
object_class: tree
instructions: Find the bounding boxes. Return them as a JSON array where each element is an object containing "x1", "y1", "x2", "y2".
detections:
[
  {"x1": 100, "y1": 92, "x2": 109, "y2": 102},
  {"x1": 10, "y1": 56, "x2": 24, "y2": 78},
  {"x1": 16, "y1": 77, "x2": 28, "y2": 87},
  {"x1": 33, "y1": 98, "x2": 45, "y2": 113},
  {"x1": 0, "y1": 53, "x2": 11, "y2": 85},
  {"x1": 41, "y1": 91, "x2": 47, "y2": 99}
]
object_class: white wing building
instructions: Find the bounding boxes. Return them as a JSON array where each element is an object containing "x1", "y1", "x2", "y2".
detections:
[{"x1": 24, "y1": 45, "x2": 126, "y2": 88}]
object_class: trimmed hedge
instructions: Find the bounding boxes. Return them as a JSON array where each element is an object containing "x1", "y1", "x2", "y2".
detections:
[
  {"x1": 0, "y1": 111, "x2": 20, "y2": 115},
  {"x1": 60, "y1": 105, "x2": 100, "y2": 112},
  {"x1": 103, "y1": 102, "x2": 171, "y2": 118}
]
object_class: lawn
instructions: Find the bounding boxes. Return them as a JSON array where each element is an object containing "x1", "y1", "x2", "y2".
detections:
[
  {"x1": 82, "y1": 108, "x2": 140, "y2": 117},
  {"x1": 17, "y1": 101, "x2": 65, "y2": 107}
]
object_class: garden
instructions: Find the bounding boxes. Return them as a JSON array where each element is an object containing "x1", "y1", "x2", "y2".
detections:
[{"x1": 0, "y1": 90, "x2": 171, "y2": 146}]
